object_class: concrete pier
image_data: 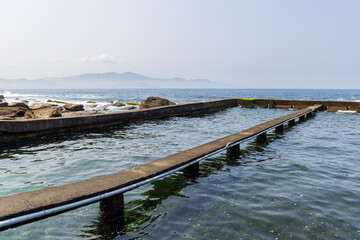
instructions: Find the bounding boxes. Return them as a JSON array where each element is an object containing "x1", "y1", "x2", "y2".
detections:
[
  {"x1": 226, "y1": 145, "x2": 240, "y2": 160},
  {"x1": 256, "y1": 132, "x2": 267, "y2": 144},
  {"x1": 98, "y1": 193, "x2": 125, "y2": 235},
  {"x1": 0, "y1": 105, "x2": 322, "y2": 230},
  {"x1": 183, "y1": 162, "x2": 200, "y2": 178},
  {"x1": 235, "y1": 98, "x2": 360, "y2": 112},
  {"x1": 275, "y1": 124, "x2": 284, "y2": 134},
  {"x1": 288, "y1": 119, "x2": 295, "y2": 126}
]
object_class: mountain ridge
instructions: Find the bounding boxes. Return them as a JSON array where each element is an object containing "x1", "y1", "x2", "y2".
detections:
[{"x1": 0, "y1": 72, "x2": 225, "y2": 89}]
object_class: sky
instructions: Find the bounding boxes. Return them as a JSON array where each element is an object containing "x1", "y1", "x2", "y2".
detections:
[{"x1": 0, "y1": 0, "x2": 359, "y2": 88}]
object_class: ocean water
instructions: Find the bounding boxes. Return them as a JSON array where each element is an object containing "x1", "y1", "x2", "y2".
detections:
[{"x1": 0, "y1": 89, "x2": 359, "y2": 239}]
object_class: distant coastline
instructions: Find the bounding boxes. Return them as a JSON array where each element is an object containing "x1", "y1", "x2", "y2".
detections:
[{"x1": 0, "y1": 72, "x2": 226, "y2": 89}]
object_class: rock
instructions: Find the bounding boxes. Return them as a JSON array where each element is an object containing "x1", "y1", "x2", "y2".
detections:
[
  {"x1": 87, "y1": 101, "x2": 97, "y2": 103},
  {"x1": 24, "y1": 111, "x2": 36, "y2": 119},
  {"x1": 122, "y1": 105, "x2": 136, "y2": 110},
  {"x1": 33, "y1": 106, "x2": 62, "y2": 118},
  {"x1": 63, "y1": 104, "x2": 84, "y2": 112},
  {"x1": 0, "y1": 95, "x2": 4, "y2": 100},
  {"x1": 112, "y1": 102, "x2": 125, "y2": 107},
  {"x1": 139, "y1": 97, "x2": 176, "y2": 110},
  {"x1": 0, "y1": 107, "x2": 27, "y2": 117},
  {"x1": 32, "y1": 105, "x2": 44, "y2": 110},
  {"x1": 0, "y1": 116, "x2": 14, "y2": 120},
  {"x1": 0, "y1": 102, "x2": 8, "y2": 107},
  {"x1": 8, "y1": 102, "x2": 30, "y2": 109},
  {"x1": 47, "y1": 100, "x2": 53, "y2": 102},
  {"x1": 22, "y1": 100, "x2": 29, "y2": 105}
]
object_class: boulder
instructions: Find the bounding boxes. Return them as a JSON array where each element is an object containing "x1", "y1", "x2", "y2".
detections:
[
  {"x1": 0, "y1": 95, "x2": 4, "y2": 100},
  {"x1": 139, "y1": 97, "x2": 176, "y2": 110},
  {"x1": 8, "y1": 102, "x2": 30, "y2": 109},
  {"x1": 112, "y1": 102, "x2": 125, "y2": 107},
  {"x1": 33, "y1": 106, "x2": 62, "y2": 118},
  {"x1": 0, "y1": 102, "x2": 8, "y2": 107},
  {"x1": 24, "y1": 111, "x2": 36, "y2": 119},
  {"x1": 0, "y1": 107, "x2": 27, "y2": 117},
  {"x1": 63, "y1": 104, "x2": 84, "y2": 112}
]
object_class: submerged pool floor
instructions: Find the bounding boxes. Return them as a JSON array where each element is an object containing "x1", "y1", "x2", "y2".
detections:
[{"x1": 0, "y1": 108, "x2": 359, "y2": 239}]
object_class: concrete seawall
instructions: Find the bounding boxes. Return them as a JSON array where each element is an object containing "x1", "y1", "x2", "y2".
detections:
[
  {"x1": 0, "y1": 99, "x2": 235, "y2": 143},
  {"x1": 235, "y1": 98, "x2": 360, "y2": 112},
  {"x1": 0, "y1": 98, "x2": 358, "y2": 144}
]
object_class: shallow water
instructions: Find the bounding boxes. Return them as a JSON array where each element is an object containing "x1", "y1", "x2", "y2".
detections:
[{"x1": 0, "y1": 89, "x2": 360, "y2": 239}]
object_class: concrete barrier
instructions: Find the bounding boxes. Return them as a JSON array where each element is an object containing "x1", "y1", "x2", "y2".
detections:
[
  {"x1": 235, "y1": 98, "x2": 360, "y2": 112},
  {"x1": 0, "y1": 99, "x2": 235, "y2": 143},
  {"x1": 0, "y1": 98, "x2": 358, "y2": 144}
]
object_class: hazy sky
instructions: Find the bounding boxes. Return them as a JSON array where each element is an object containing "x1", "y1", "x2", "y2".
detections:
[{"x1": 0, "y1": 0, "x2": 359, "y2": 88}]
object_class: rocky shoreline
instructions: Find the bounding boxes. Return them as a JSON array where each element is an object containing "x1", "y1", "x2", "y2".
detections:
[{"x1": 0, "y1": 95, "x2": 176, "y2": 120}]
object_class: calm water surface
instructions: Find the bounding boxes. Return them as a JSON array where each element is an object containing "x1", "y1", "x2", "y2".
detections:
[{"x1": 0, "y1": 89, "x2": 359, "y2": 239}]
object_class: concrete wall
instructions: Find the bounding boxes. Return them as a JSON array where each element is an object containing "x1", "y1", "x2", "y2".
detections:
[
  {"x1": 0, "y1": 99, "x2": 235, "y2": 143},
  {"x1": 1, "y1": 97, "x2": 359, "y2": 144},
  {"x1": 235, "y1": 99, "x2": 360, "y2": 112}
]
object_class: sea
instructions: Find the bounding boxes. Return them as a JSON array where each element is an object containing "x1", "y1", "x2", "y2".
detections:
[{"x1": 0, "y1": 89, "x2": 359, "y2": 239}]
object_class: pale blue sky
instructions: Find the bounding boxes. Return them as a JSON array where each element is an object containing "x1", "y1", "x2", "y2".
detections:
[{"x1": 0, "y1": 0, "x2": 359, "y2": 88}]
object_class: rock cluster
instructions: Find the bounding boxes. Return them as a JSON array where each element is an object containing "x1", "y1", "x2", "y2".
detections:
[
  {"x1": 0, "y1": 98, "x2": 85, "y2": 120},
  {"x1": 0, "y1": 95, "x2": 175, "y2": 120}
]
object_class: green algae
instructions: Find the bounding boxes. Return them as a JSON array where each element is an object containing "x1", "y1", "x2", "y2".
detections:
[{"x1": 126, "y1": 102, "x2": 140, "y2": 105}]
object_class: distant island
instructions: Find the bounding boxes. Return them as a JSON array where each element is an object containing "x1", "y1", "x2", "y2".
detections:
[{"x1": 0, "y1": 72, "x2": 225, "y2": 89}]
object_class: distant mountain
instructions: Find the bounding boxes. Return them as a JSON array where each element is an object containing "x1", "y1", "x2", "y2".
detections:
[{"x1": 0, "y1": 72, "x2": 226, "y2": 89}]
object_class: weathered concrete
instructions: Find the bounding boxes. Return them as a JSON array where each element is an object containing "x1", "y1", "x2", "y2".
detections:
[
  {"x1": 0, "y1": 105, "x2": 321, "y2": 227},
  {"x1": 0, "y1": 97, "x2": 357, "y2": 145},
  {"x1": 288, "y1": 119, "x2": 295, "y2": 127},
  {"x1": 0, "y1": 99, "x2": 235, "y2": 144},
  {"x1": 183, "y1": 162, "x2": 200, "y2": 178},
  {"x1": 98, "y1": 193, "x2": 124, "y2": 234},
  {"x1": 256, "y1": 132, "x2": 267, "y2": 144},
  {"x1": 275, "y1": 124, "x2": 284, "y2": 134},
  {"x1": 226, "y1": 145, "x2": 240, "y2": 160},
  {"x1": 235, "y1": 98, "x2": 360, "y2": 112}
]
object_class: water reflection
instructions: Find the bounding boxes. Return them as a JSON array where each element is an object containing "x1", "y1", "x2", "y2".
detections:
[{"x1": 79, "y1": 129, "x2": 286, "y2": 239}]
